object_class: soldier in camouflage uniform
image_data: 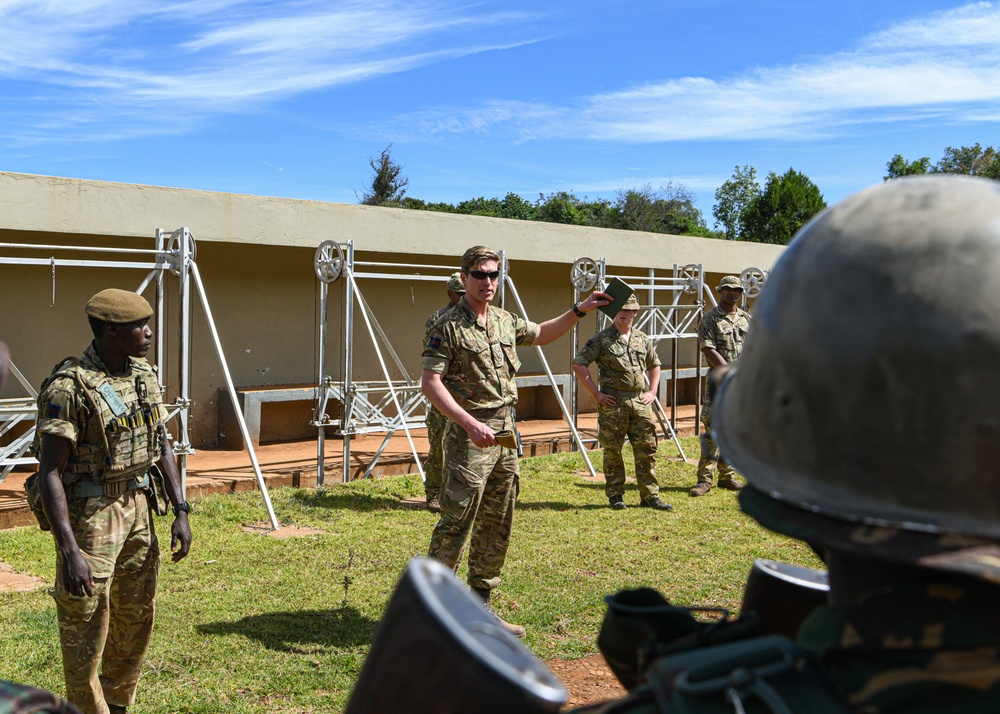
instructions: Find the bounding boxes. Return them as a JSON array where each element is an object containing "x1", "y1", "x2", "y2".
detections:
[
  {"x1": 422, "y1": 272, "x2": 465, "y2": 513},
  {"x1": 572, "y1": 293, "x2": 671, "y2": 511},
  {"x1": 691, "y1": 275, "x2": 750, "y2": 496},
  {"x1": 33, "y1": 289, "x2": 192, "y2": 714},
  {"x1": 422, "y1": 246, "x2": 609, "y2": 637},
  {"x1": 575, "y1": 176, "x2": 1000, "y2": 713}
]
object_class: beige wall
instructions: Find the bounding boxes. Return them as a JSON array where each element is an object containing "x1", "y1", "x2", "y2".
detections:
[{"x1": 0, "y1": 172, "x2": 784, "y2": 446}]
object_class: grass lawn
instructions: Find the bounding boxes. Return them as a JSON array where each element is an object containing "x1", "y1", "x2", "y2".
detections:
[{"x1": 0, "y1": 437, "x2": 822, "y2": 713}]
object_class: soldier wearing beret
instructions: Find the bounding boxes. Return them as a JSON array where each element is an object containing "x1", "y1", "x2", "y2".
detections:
[
  {"x1": 691, "y1": 275, "x2": 750, "y2": 496},
  {"x1": 421, "y1": 272, "x2": 466, "y2": 513},
  {"x1": 572, "y1": 293, "x2": 672, "y2": 511},
  {"x1": 422, "y1": 246, "x2": 609, "y2": 637},
  {"x1": 32, "y1": 289, "x2": 192, "y2": 714}
]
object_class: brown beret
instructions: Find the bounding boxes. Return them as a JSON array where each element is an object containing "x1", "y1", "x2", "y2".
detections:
[{"x1": 85, "y1": 289, "x2": 154, "y2": 323}]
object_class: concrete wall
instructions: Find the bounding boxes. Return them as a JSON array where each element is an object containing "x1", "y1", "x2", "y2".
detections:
[{"x1": 0, "y1": 172, "x2": 785, "y2": 446}]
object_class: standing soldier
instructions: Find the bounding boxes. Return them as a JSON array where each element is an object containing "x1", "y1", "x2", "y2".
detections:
[
  {"x1": 422, "y1": 272, "x2": 465, "y2": 513},
  {"x1": 422, "y1": 246, "x2": 609, "y2": 637},
  {"x1": 32, "y1": 289, "x2": 192, "y2": 714},
  {"x1": 691, "y1": 276, "x2": 750, "y2": 496},
  {"x1": 572, "y1": 294, "x2": 672, "y2": 511}
]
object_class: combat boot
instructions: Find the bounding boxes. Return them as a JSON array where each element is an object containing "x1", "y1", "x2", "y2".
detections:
[
  {"x1": 689, "y1": 481, "x2": 712, "y2": 497},
  {"x1": 640, "y1": 497, "x2": 673, "y2": 511},
  {"x1": 608, "y1": 495, "x2": 627, "y2": 510},
  {"x1": 717, "y1": 479, "x2": 744, "y2": 491},
  {"x1": 426, "y1": 495, "x2": 442, "y2": 513},
  {"x1": 472, "y1": 587, "x2": 526, "y2": 638}
]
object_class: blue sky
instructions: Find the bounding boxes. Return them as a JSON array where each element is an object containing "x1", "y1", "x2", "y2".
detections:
[{"x1": 2, "y1": 0, "x2": 999, "y2": 229}]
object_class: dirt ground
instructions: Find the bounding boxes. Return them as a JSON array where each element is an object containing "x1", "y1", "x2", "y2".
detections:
[{"x1": 547, "y1": 653, "x2": 628, "y2": 710}]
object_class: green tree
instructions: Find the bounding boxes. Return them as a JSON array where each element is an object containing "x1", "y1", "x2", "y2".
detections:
[
  {"x1": 885, "y1": 145, "x2": 1000, "y2": 181},
  {"x1": 358, "y1": 143, "x2": 409, "y2": 207},
  {"x1": 740, "y1": 168, "x2": 826, "y2": 245},
  {"x1": 610, "y1": 182, "x2": 712, "y2": 237},
  {"x1": 937, "y1": 144, "x2": 1000, "y2": 177},
  {"x1": 535, "y1": 191, "x2": 588, "y2": 225},
  {"x1": 713, "y1": 165, "x2": 760, "y2": 240},
  {"x1": 884, "y1": 154, "x2": 931, "y2": 180}
]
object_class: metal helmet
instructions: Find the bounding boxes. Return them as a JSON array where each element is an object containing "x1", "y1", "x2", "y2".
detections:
[{"x1": 714, "y1": 175, "x2": 1000, "y2": 574}]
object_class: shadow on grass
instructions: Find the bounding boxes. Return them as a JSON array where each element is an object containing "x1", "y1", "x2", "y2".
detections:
[
  {"x1": 197, "y1": 607, "x2": 377, "y2": 652},
  {"x1": 290, "y1": 489, "x2": 419, "y2": 513}
]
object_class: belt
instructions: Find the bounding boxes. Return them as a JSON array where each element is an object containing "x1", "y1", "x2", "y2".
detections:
[
  {"x1": 466, "y1": 406, "x2": 515, "y2": 421},
  {"x1": 74, "y1": 472, "x2": 149, "y2": 499},
  {"x1": 600, "y1": 387, "x2": 642, "y2": 398}
]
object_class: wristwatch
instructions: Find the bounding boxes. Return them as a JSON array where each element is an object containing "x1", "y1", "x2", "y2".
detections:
[
  {"x1": 173, "y1": 501, "x2": 191, "y2": 517},
  {"x1": 572, "y1": 303, "x2": 586, "y2": 318}
]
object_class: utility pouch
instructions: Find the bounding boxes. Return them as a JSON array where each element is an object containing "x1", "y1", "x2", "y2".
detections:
[
  {"x1": 23, "y1": 471, "x2": 51, "y2": 532},
  {"x1": 146, "y1": 464, "x2": 169, "y2": 516}
]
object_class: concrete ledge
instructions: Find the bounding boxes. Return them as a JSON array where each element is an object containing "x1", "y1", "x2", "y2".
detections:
[{"x1": 219, "y1": 376, "x2": 576, "y2": 449}]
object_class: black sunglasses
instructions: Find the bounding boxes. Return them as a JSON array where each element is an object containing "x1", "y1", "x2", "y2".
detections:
[{"x1": 467, "y1": 270, "x2": 501, "y2": 280}]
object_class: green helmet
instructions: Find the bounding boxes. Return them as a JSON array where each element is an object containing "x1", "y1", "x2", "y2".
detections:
[{"x1": 714, "y1": 175, "x2": 1000, "y2": 578}]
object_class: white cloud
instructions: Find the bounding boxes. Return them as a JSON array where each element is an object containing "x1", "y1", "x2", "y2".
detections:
[
  {"x1": 401, "y1": 2, "x2": 1000, "y2": 143},
  {"x1": 0, "y1": 0, "x2": 540, "y2": 142}
]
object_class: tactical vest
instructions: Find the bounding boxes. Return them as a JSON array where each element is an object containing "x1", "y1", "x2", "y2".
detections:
[{"x1": 35, "y1": 356, "x2": 164, "y2": 486}]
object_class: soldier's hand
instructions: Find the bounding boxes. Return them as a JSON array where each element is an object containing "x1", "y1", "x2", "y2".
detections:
[
  {"x1": 465, "y1": 420, "x2": 498, "y2": 448},
  {"x1": 596, "y1": 393, "x2": 616, "y2": 407},
  {"x1": 640, "y1": 391, "x2": 656, "y2": 405},
  {"x1": 170, "y1": 514, "x2": 192, "y2": 562},
  {"x1": 579, "y1": 291, "x2": 612, "y2": 312},
  {"x1": 63, "y1": 550, "x2": 94, "y2": 597}
]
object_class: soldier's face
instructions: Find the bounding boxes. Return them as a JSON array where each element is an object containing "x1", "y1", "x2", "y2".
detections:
[
  {"x1": 615, "y1": 309, "x2": 638, "y2": 330},
  {"x1": 462, "y1": 259, "x2": 500, "y2": 305},
  {"x1": 112, "y1": 319, "x2": 153, "y2": 358},
  {"x1": 719, "y1": 286, "x2": 743, "y2": 306}
]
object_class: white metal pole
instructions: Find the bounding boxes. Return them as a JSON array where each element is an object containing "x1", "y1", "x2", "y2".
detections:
[
  {"x1": 503, "y1": 276, "x2": 598, "y2": 478},
  {"x1": 189, "y1": 262, "x2": 280, "y2": 531}
]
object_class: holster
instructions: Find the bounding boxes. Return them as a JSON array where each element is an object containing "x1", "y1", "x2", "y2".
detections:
[{"x1": 146, "y1": 463, "x2": 170, "y2": 516}]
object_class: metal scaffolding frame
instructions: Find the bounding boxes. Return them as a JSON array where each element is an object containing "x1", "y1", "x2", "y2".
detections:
[
  {"x1": 568, "y1": 259, "x2": 696, "y2": 471},
  {"x1": 0, "y1": 230, "x2": 280, "y2": 530},
  {"x1": 568, "y1": 259, "x2": 768, "y2": 456},
  {"x1": 310, "y1": 242, "x2": 589, "y2": 485}
]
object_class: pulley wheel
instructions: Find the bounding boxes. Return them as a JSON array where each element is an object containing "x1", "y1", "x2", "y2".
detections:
[
  {"x1": 570, "y1": 257, "x2": 599, "y2": 292},
  {"x1": 315, "y1": 240, "x2": 345, "y2": 284}
]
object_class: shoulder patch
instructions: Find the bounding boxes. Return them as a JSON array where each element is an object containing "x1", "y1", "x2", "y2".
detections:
[
  {"x1": 585, "y1": 338, "x2": 594, "y2": 348},
  {"x1": 45, "y1": 403, "x2": 62, "y2": 419},
  {"x1": 429, "y1": 335, "x2": 442, "y2": 350}
]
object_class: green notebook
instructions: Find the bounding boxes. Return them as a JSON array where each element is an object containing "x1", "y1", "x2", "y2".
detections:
[{"x1": 598, "y1": 277, "x2": 635, "y2": 318}]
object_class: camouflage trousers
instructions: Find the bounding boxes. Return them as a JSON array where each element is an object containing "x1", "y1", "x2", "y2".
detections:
[
  {"x1": 695, "y1": 400, "x2": 738, "y2": 484},
  {"x1": 423, "y1": 407, "x2": 448, "y2": 499},
  {"x1": 53, "y1": 489, "x2": 159, "y2": 714},
  {"x1": 428, "y1": 417, "x2": 518, "y2": 592},
  {"x1": 598, "y1": 397, "x2": 659, "y2": 501}
]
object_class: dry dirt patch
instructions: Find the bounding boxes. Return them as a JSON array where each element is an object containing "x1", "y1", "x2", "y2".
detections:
[
  {"x1": 240, "y1": 522, "x2": 329, "y2": 538},
  {"x1": 0, "y1": 561, "x2": 47, "y2": 592},
  {"x1": 546, "y1": 653, "x2": 627, "y2": 710}
]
